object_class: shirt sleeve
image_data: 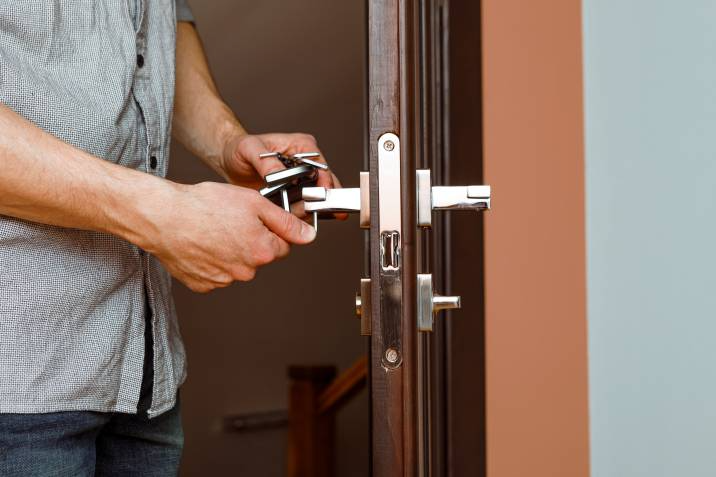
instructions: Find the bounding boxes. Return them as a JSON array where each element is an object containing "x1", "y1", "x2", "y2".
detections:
[{"x1": 176, "y1": 0, "x2": 194, "y2": 23}]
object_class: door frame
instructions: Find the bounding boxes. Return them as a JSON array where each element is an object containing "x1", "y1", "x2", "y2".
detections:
[
  {"x1": 366, "y1": 1, "x2": 488, "y2": 476},
  {"x1": 367, "y1": 0, "x2": 419, "y2": 475}
]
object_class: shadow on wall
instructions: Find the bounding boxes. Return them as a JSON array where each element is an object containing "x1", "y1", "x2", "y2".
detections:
[{"x1": 167, "y1": 1, "x2": 369, "y2": 476}]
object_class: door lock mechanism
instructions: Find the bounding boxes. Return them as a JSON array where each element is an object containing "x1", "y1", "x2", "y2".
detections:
[
  {"x1": 417, "y1": 274, "x2": 461, "y2": 332},
  {"x1": 297, "y1": 135, "x2": 489, "y2": 340},
  {"x1": 303, "y1": 169, "x2": 490, "y2": 230}
]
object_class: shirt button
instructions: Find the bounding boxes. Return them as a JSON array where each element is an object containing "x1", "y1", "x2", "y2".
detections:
[
  {"x1": 137, "y1": 54, "x2": 145, "y2": 68},
  {"x1": 150, "y1": 156, "x2": 158, "y2": 169}
]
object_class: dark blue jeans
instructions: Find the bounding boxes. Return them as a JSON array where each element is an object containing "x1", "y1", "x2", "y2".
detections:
[
  {"x1": 0, "y1": 401, "x2": 183, "y2": 476},
  {"x1": 0, "y1": 305, "x2": 183, "y2": 476}
]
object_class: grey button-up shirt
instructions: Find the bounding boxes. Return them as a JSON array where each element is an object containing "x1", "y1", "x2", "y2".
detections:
[{"x1": 0, "y1": 1, "x2": 194, "y2": 418}]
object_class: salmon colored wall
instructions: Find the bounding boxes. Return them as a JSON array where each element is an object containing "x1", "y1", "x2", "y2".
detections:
[{"x1": 481, "y1": 1, "x2": 590, "y2": 476}]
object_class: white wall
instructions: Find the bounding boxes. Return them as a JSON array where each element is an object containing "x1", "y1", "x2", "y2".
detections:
[{"x1": 583, "y1": 2, "x2": 716, "y2": 476}]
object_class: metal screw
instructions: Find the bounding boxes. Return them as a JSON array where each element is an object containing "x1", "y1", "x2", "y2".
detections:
[
  {"x1": 385, "y1": 348, "x2": 399, "y2": 364},
  {"x1": 383, "y1": 140, "x2": 395, "y2": 152}
]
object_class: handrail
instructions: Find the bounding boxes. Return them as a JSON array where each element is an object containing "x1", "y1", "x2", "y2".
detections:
[
  {"x1": 287, "y1": 356, "x2": 368, "y2": 477},
  {"x1": 223, "y1": 357, "x2": 368, "y2": 476},
  {"x1": 223, "y1": 410, "x2": 288, "y2": 433},
  {"x1": 317, "y1": 356, "x2": 368, "y2": 415}
]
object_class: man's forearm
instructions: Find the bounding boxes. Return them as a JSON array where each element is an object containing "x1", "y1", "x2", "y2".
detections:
[
  {"x1": 0, "y1": 103, "x2": 174, "y2": 249},
  {"x1": 173, "y1": 22, "x2": 245, "y2": 178}
]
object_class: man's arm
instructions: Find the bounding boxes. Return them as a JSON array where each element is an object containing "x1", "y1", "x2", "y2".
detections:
[
  {"x1": 0, "y1": 103, "x2": 315, "y2": 293},
  {"x1": 0, "y1": 103, "x2": 166, "y2": 240},
  {"x1": 172, "y1": 22, "x2": 343, "y2": 192}
]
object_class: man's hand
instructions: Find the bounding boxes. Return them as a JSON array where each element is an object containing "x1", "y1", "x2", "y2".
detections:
[
  {"x1": 0, "y1": 103, "x2": 317, "y2": 294},
  {"x1": 173, "y1": 23, "x2": 346, "y2": 222},
  {"x1": 220, "y1": 132, "x2": 342, "y2": 191},
  {"x1": 141, "y1": 182, "x2": 317, "y2": 293},
  {"x1": 173, "y1": 24, "x2": 342, "y2": 194}
]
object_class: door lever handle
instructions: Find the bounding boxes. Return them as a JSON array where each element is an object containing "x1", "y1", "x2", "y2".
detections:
[
  {"x1": 416, "y1": 169, "x2": 491, "y2": 228},
  {"x1": 302, "y1": 171, "x2": 371, "y2": 228},
  {"x1": 303, "y1": 187, "x2": 361, "y2": 212},
  {"x1": 432, "y1": 185, "x2": 491, "y2": 210},
  {"x1": 302, "y1": 169, "x2": 490, "y2": 230}
]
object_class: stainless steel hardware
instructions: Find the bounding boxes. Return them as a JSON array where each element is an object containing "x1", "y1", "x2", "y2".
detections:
[
  {"x1": 303, "y1": 169, "x2": 490, "y2": 229},
  {"x1": 259, "y1": 151, "x2": 328, "y2": 170},
  {"x1": 259, "y1": 152, "x2": 325, "y2": 212},
  {"x1": 416, "y1": 169, "x2": 491, "y2": 228},
  {"x1": 355, "y1": 278, "x2": 372, "y2": 336},
  {"x1": 264, "y1": 164, "x2": 315, "y2": 188},
  {"x1": 303, "y1": 187, "x2": 360, "y2": 212},
  {"x1": 380, "y1": 231, "x2": 401, "y2": 271},
  {"x1": 291, "y1": 152, "x2": 329, "y2": 170},
  {"x1": 297, "y1": 142, "x2": 489, "y2": 340},
  {"x1": 417, "y1": 274, "x2": 461, "y2": 332},
  {"x1": 302, "y1": 171, "x2": 370, "y2": 229},
  {"x1": 377, "y1": 133, "x2": 404, "y2": 369}
]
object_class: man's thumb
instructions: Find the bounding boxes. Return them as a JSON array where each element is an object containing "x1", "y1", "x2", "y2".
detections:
[{"x1": 260, "y1": 202, "x2": 317, "y2": 244}]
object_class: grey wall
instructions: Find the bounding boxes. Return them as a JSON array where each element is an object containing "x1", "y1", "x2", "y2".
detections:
[
  {"x1": 167, "y1": 2, "x2": 369, "y2": 476},
  {"x1": 583, "y1": 2, "x2": 716, "y2": 476}
]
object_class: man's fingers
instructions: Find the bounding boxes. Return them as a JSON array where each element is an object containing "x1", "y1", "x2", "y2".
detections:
[
  {"x1": 250, "y1": 135, "x2": 347, "y2": 222},
  {"x1": 253, "y1": 154, "x2": 285, "y2": 179},
  {"x1": 258, "y1": 157, "x2": 286, "y2": 178},
  {"x1": 315, "y1": 169, "x2": 335, "y2": 189},
  {"x1": 269, "y1": 233, "x2": 291, "y2": 260},
  {"x1": 259, "y1": 199, "x2": 317, "y2": 245},
  {"x1": 261, "y1": 133, "x2": 319, "y2": 157},
  {"x1": 289, "y1": 200, "x2": 310, "y2": 220},
  {"x1": 240, "y1": 136, "x2": 287, "y2": 178}
]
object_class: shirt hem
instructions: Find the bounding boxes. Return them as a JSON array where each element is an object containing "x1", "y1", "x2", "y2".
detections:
[
  {"x1": 0, "y1": 401, "x2": 135, "y2": 415},
  {"x1": 147, "y1": 368, "x2": 187, "y2": 418}
]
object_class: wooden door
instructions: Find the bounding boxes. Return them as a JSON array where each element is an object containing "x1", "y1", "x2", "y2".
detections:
[
  {"x1": 367, "y1": 0, "x2": 419, "y2": 475},
  {"x1": 366, "y1": 1, "x2": 488, "y2": 475}
]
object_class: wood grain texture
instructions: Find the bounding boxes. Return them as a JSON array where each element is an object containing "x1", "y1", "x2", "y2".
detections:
[
  {"x1": 287, "y1": 366, "x2": 336, "y2": 477},
  {"x1": 368, "y1": 0, "x2": 419, "y2": 475},
  {"x1": 398, "y1": 0, "x2": 419, "y2": 475},
  {"x1": 368, "y1": 0, "x2": 403, "y2": 472}
]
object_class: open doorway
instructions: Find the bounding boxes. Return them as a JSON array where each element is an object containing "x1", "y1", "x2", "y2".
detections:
[
  {"x1": 169, "y1": 1, "x2": 487, "y2": 475},
  {"x1": 168, "y1": 1, "x2": 369, "y2": 476}
]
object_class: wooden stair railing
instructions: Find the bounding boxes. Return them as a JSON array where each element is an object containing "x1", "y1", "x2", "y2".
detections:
[
  {"x1": 287, "y1": 356, "x2": 368, "y2": 477},
  {"x1": 222, "y1": 356, "x2": 368, "y2": 476}
]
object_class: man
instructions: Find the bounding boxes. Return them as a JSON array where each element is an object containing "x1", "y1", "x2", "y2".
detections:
[{"x1": 0, "y1": 2, "x2": 340, "y2": 475}]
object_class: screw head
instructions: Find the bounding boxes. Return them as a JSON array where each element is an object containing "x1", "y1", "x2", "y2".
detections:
[
  {"x1": 383, "y1": 140, "x2": 395, "y2": 152},
  {"x1": 385, "y1": 348, "x2": 399, "y2": 364}
]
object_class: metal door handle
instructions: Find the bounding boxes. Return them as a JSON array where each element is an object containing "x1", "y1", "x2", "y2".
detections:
[
  {"x1": 302, "y1": 171, "x2": 370, "y2": 228},
  {"x1": 303, "y1": 187, "x2": 361, "y2": 211},
  {"x1": 417, "y1": 274, "x2": 461, "y2": 332},
  {"x1": 297, "y1": 139, "x2": 490, "y2": 339},
  {"x1": 303, "y1": 169, "x2": 490, "y2": 230},
  {"x1": 416, "y1": 169, "x2": 491, "y2": 228}
]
